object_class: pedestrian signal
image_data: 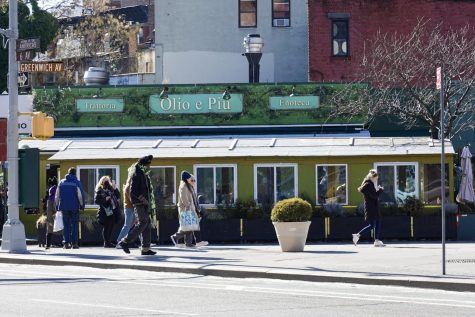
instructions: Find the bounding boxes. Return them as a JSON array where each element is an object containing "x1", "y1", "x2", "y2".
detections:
[{"x1": 31, "y1": 112, "x2": 54, "y2": 139}]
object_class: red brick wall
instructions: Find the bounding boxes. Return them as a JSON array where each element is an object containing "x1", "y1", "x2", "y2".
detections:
[
  {"x1": 309, "y1": 0, "x2": 475, "y2": 82},
  {"x1": 0, "y1": 118, "x2": 6, "y2": 162}
]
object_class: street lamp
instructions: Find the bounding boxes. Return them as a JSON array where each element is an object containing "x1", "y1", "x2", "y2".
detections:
[
  {"x1": 0, "y1": 0, "x2": 27, "y2": 252},
  {"x1": 243, "y1": 34, "x2": 264, "y2": 83}
]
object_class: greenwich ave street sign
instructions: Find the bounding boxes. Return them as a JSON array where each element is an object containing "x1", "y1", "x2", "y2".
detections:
[
  {"x1": 19, "y1": 62, "x2": 64, "y2": 73},
  {"x1": 150, "y1": 94, "x2": 244, "y2": 114}
]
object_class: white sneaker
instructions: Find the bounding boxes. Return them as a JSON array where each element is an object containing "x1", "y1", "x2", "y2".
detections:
[
  {"x1": 170, "y1": 235, "x2": 177, "y2": 246},
  {"x1": 374, "y1": 239, "x2": 386, "y2": 247},
  {"x1": 195, "y1": 241, "x2": 209, "y2": 247},
  {"x1": 352, "y1": 233, "x2": 360, "y2": 246},
  {"x1": 176, "y1": 243, "x2": 186, "y2": 248}
]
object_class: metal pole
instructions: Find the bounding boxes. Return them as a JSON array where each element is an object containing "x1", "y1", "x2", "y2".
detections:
[
  {"x1": 1, "y1": 0, "x2": 27, "y2": 252},
  {"x1": 440, "y1": 65, "x2": 446, "y2": 275}
]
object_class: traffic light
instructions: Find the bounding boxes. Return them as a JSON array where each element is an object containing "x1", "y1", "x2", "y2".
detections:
[{"x1": 31, "y1": 112, "x2": 54, "y2": 139}]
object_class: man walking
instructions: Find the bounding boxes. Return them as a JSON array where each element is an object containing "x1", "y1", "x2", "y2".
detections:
[
  {"x1": 55, "y1": 168, "x2": 85, "y2": 249},
  {"x1": 118, "y1": 155, "x2": 157, "y2": 255}
]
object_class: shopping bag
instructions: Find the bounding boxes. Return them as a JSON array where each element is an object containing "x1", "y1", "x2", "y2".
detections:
[
  {"x1": 53, "y1": 211, "x2": 64, "y2": 232},
  {"x1": 179, "y1": 209, "x2": 200, "y2": 232}
]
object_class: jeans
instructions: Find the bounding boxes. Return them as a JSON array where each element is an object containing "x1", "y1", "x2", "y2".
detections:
[
  {"x1": 116, "y1": 207, "x2": 135, "y2": 242},
  {"x1": 358, "y1": 220, "x2": 381, "y2": 241},
  {"x1": 102, "y1": 215, "x2": 115, "y2": 245},
  {"x1": 62, "y1": 209, "x2": 79, "y2": 244},
  {"x1": 123, "y1": 204, "x2": 151, "y2": 250}
]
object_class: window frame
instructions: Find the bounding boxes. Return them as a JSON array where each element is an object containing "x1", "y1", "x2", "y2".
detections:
[
  {"x1": 77, "y1": 165, "x2": 120, "y2": 208},
  {"x1": 315, "y1": 164, "x2": 348, "y2": 205},
  {"x1": 193, "y1": 164, "x2": 238, "y2": 206},
  {"x1": 149, "y1": 165, "x2": 176, "y2": 205},
  {"x1": 331, "y1": 18, "x2": 349, "y2": 57},
  {"x1": 239, "y1": 0, "x2": 257, "y2": 28},
  {"x1": 254, "y1": 163, "x2": 298, "y2": 204},
  {"x1": 272, "y1": 0, "x2": 291, "y2": 27},
  {"x1": 374, "y1": 162, "x2": 419, "y2": 204}
]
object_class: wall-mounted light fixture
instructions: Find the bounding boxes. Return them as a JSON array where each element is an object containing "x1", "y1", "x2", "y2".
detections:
[
  {"x1": 159, "y1": 86, "x2": 169, "y2": 99},
  {"x1": 222, "y1": 86, "x2": 231, "y2": 100},
  {"x1": 289, "y1": 85, "x2": 296, "y2": 97}
]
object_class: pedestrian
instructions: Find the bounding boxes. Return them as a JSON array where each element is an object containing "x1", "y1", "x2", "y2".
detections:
[
  {"x1": 352, "y1": 169, "x2": 386, "y2": 247},
  {"x1": 45, "y1": 178, "x2": 58, "y2": 249},
  {"x1": 94, "y1": 176, "x2": 121, "y2": 248},
  {"x1": 55, "y1": 167, "x2": 86, "y2": 249},
  {"x1": 170, "y1": 171, "x2": 208, "y2": 248},
  {"x1": 118, "y1": 155, "x2": 157, "y2": 255},
  {"x1": 116, "y1": 173, "x2": 141, "y2": 247}
]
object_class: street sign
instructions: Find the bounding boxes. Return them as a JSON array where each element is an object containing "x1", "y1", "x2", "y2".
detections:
[
  {"x1": 19, "y1": 62, "x2": 64, "y2": 73},
  {"x1": 16, "y1": 37, "x2": 40, "y2": 52},
  {"x1": 16, "y1": 50, "x2": 35, "y2": 61},
  {"x1": 436, "y1": 67, "x2": 442, "y2": 90},
  {"x1": 18, "y1": 72, "x2": 29, "y2": 87}
]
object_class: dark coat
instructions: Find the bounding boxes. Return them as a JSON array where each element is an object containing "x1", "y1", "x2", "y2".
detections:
[
  {"x1": 130, "y1": 164, "x2": 151, "y2": 205},
  {"x1": 360, "y1": 180, "x2": 383, "y2": 222},
  {"x1": 94, "y1": 187, "x2": 120, "y2": 225}
]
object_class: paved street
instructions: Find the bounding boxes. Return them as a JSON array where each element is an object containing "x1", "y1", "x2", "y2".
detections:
[{"x1": 0, "y1": 263, "x2": 474, "y2": 317}]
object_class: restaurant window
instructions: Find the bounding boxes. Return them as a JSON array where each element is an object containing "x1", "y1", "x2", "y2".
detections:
[
  {"x1": 424, "y1": 164, "x2": 449, "y2": 204},
  {"x1": 331, "y1": 19, "x2": 349, "y2": 56},
  {"x1": 255, "y1": 164, "x2": 297, "y2": 205},
  {"x1": 375, "y1": 163, "x2": 418, "y2": 204},
  {"x1": 77, "y1": 166, "x2": 119, "y2": 207},
  {"x1": 195, "y1": 165, "x2": 236, "y2": 205},
  {"x1": 149, "y1": 166, "x2": 176, "y2": 206},
  {"x1": 272, "y1": 0, "x2": 290, "y2": 27},
  {"x1": 316, "y1": 165, "x2": 347, "y2": 205},
  {"x1": 239, "y1": 0, "x2": 257, "y2": 28}
]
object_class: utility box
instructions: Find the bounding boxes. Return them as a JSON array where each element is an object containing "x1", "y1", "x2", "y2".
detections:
[
  {"x1": 19, "y1": 147, "x2": 40, "y2": 210},
  {"x1": 458, "y1": 214, "x2": 475, "y2": 241}
]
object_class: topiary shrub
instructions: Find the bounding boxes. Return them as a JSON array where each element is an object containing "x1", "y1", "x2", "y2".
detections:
[{"x1": 271, "y1": 198, "x2": 312, "y2": 222}]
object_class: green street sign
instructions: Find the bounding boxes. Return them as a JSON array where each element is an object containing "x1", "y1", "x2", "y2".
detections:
[
  {"x1": 269, "y1": 96, "x2": 320, "y2": 110},
  {"x1": 150, "y1": 94, "x2": 243, "y2": 114},
  {"x1": 76, "y1": 98, "x2": 125, "y2": 112}
]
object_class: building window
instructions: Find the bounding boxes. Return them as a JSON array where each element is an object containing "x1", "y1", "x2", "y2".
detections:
[
  {"x1": 195, "y1": 165, "x2": 237, "y2": 205},
  {"x1": 331, "y1": 19, "x2": 349, "y2": 56},
  {"x1": 272, "y1": 0, "x2": 290, "y2": 27},
  {"x1": 424, "y1": 164, "x2": 449, "y2": 204},
  {"x1": 255, "y1": 164, "x2": 297, "y2": 205},
  {"x1": 77, "y1": 165, "x2": 119, "y2": 207},
  {"x1": 150, "y1": 166, "x2": 176, "y2": 206},
  {"x1": 375, "y1": 163, "x2": 418, "y2": 204},
  {"x1": 316, "y1": 165, "x2": 347, "y2": 205},
  {"x1": 239, "y1": 0, "x2": 257, "y2": 28}
]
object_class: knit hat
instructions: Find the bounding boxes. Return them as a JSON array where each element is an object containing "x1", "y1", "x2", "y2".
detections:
[
  {"x1": 181, "y1": 170, "x2": 192, "y2": 182},
  {"x1": 138, "y1": 155, "x2": 153, "y2": 165}
]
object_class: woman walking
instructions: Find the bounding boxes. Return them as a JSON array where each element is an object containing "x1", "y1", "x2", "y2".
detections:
[
  {"x1": 45, "y1": 178, "x2": 58, "y2": 249},
  {"x1": 171, "y1": 171, "x2": 208, "y2": 248},
  {"x1": 352, "y1": 169, "x2": 385, "y2": 247},
  {"x1": 95, "y1": 176, "x2": 121, "y2": 248},
  {"x1": 116, "y1": 176, "x2": 135, "y2": 246}
]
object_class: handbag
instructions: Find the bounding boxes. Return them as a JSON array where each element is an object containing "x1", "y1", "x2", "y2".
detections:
[
  {"x1": 179, "y1": 209, "x2": 200, "y2": 232},
  {"x1": 104, "y1": 206, "x2": 113, "y2": 216},
  {"x1": 53, "y1": 211, "x2": 64, "y2": 232}
]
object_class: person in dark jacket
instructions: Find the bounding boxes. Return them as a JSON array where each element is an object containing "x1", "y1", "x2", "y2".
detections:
[
  {"x1": 352, "y1": 169, "x2": 386, "y2": 247},
  {"x1": 94, "y1": 176, "x2": 121, "y2": 248},
  {"x1": 118, "y1": 155, "x2": 156, "y2": 255},
  {"x1": 55, "y1": 168, "x2": 86, "y2": 249}
]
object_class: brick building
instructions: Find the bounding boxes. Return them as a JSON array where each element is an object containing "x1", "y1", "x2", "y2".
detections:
[{"x1": 308, "y1": 0, "x2": 475, "y2": 82}]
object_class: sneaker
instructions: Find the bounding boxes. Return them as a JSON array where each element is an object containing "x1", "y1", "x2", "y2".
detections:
[
  {"x1": 170, "y1": 235, "x2": 177, "y2": 246},
  {"x1": 118, "y1": 240, "x2": 130, "y2": 254},
  {"x1": 72, "y1": 244, "x2": 79, "y2": 249},
  {"x1": 141, "y1": 249, "x2": 157, "y2": 256},
  {"x1": 352, "y1": 233, "x2": 360, "y2": 246},
  {"x1": 374, "y1": 239, "x2": 386, "y2": 247},
  {"x1": 115, "y1": 243, "x2": 122, "y2": 249},
  {"x1": 195, "y1": 241, "x2": 209, "y2": 247},
  {"x1": 176, "y1": 243, "x2": 186, "y2": 248},
  {"x1": 63, "y1": 243, "x2": 72, "y2": 249}
]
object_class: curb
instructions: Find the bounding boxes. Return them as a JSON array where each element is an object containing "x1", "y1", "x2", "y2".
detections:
[{"x1": 1, "y1": 257, "x2": 474, "y2": 293}]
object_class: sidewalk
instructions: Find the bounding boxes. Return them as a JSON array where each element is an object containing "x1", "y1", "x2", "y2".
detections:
[{"x1": 1, "y1": 242, "x2": 475, "y2": 292}]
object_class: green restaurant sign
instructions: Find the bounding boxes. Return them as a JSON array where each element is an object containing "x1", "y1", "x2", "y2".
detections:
[
  {"x1": 150, "y1": 94, "x2": 243, "y2": 114},
  {"x1": 76, "y1": 98, "x2": 125, "y2": 112},
  {"x1": 269, "y1": 96, "x2": 319, "y2": 110}
]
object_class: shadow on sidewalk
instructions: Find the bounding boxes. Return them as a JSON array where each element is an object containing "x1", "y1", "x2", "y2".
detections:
[{"x1": 0, "y1": 277, "x2": 105, "y2": 286}]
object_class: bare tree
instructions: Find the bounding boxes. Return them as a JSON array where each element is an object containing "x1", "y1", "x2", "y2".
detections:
[{"x1": 331, "y1": 21, "x2": 475, "y2": 140}]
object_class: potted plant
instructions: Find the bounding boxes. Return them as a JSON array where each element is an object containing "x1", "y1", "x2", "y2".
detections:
[{"x1": 271, "y1": 197, "x2": 312, "y2": 252}]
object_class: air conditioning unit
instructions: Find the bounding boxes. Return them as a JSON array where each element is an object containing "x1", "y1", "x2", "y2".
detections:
[{"x1": 273, "y1": 19, "x2": 290, "y2": 27}]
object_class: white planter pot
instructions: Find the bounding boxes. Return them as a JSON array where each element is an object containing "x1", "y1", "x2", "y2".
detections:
[{"x1": 272, "y1": 221, "x2": 311, "y2": 252}]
